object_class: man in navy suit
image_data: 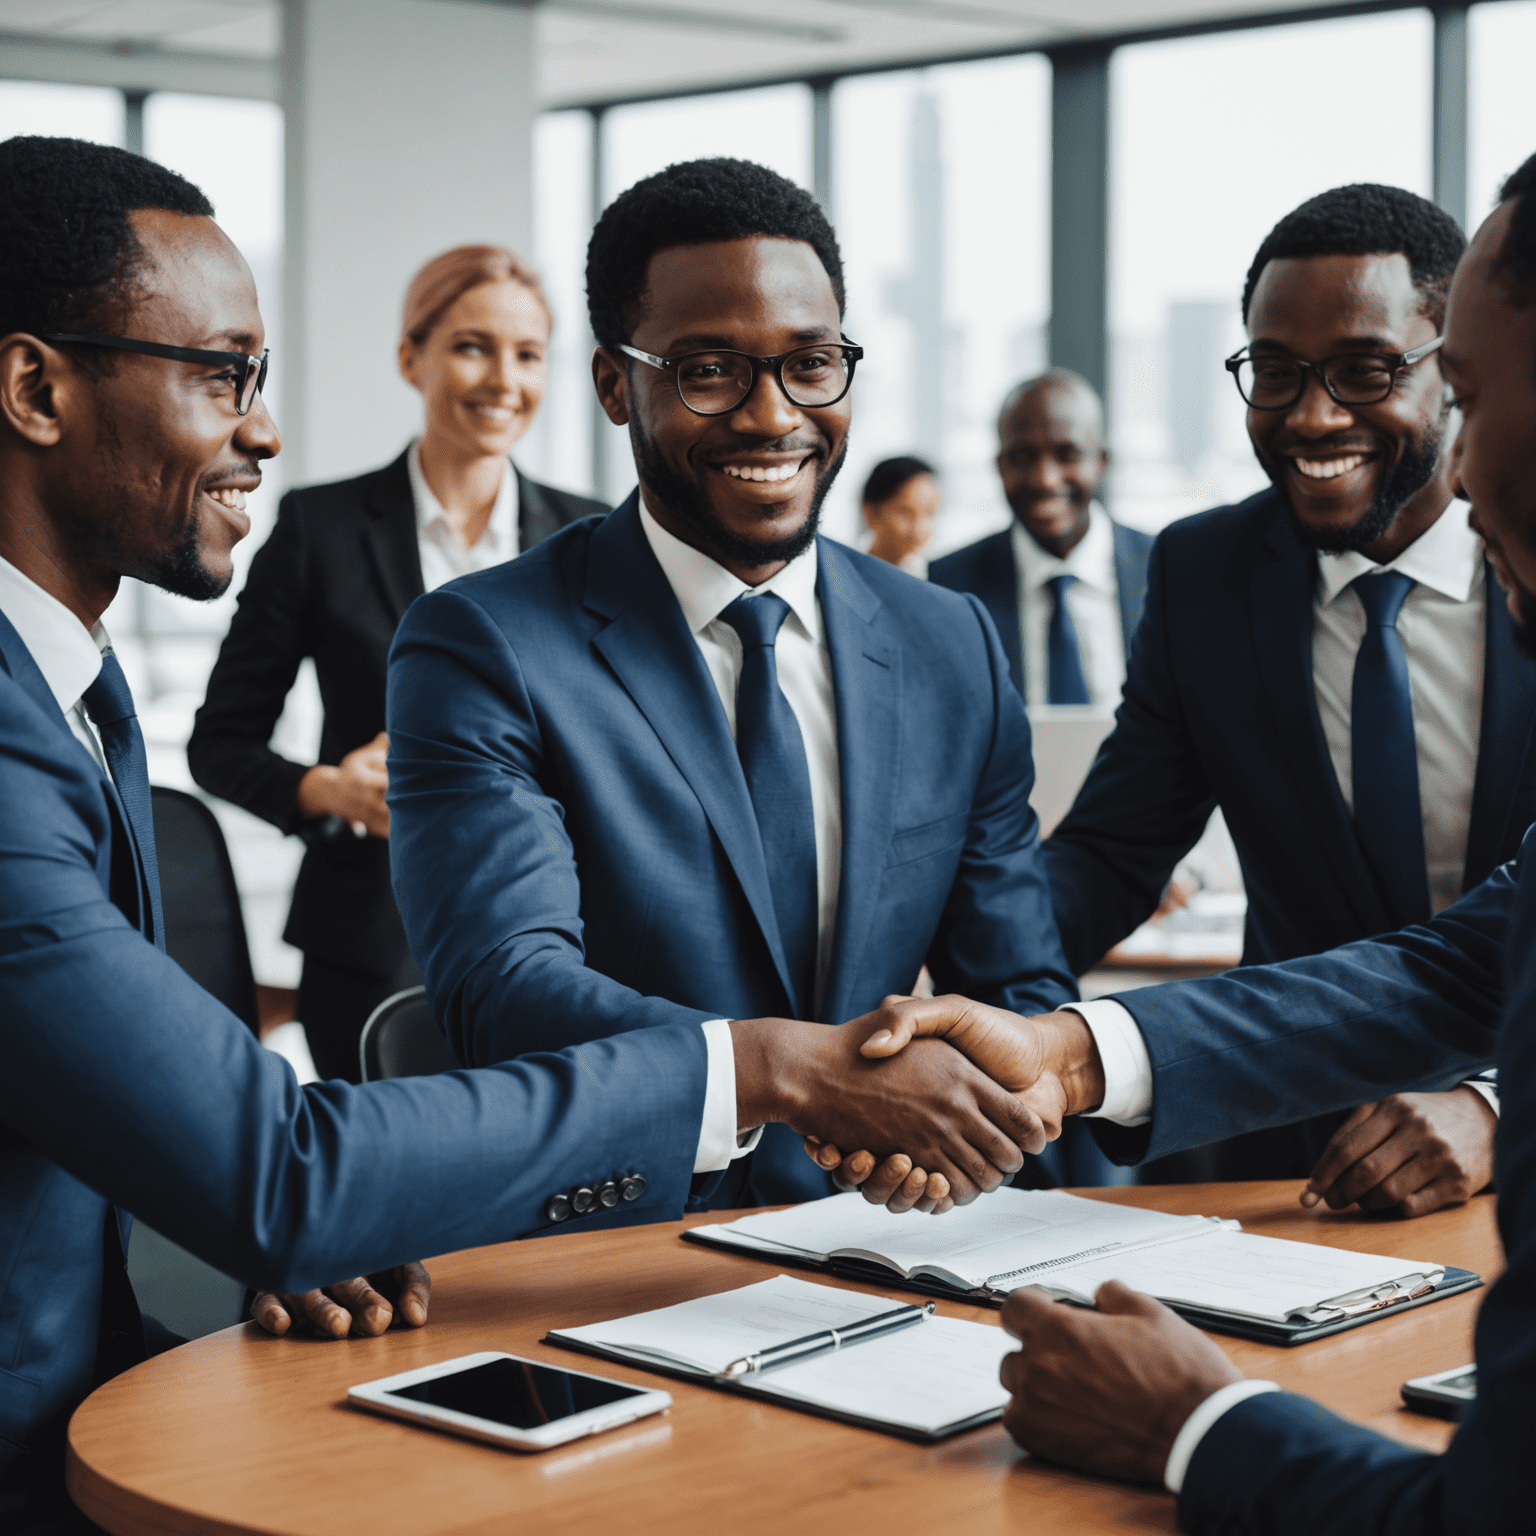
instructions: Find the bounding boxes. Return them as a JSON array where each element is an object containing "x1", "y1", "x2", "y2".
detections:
[
  {"x1": 1045, "y1": 184, "x2": 1522, "y2": 1211},
  {"x1": 0, "y1": 138, "x2": 1044, "y2": 1535},
  {"x1": 929, "y1": 369, "x2": 1153, "y2": 707},
  {"x1": 876, "y1": 170, "x2": 1536, "y2": 1528},
  {"x1": 387, "y1": 157, "x2": 1078, "y2": 1211}
]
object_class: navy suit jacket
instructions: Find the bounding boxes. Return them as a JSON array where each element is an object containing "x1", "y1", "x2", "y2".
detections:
[
  {"x1": 1046, "y1": 489, "x2": 1536, "y2": 975},
  {"x1": 928, "y1": 518, "x2": 1154, "y2": 698},
  {"x1": 0, "y1": 607, "x2": 705, "y2": 1534},
  {"x1": 387, "y1": 494, "x2": 1078, "y2": 1207},
  {"x1": 1168, "y1": 833, "x2": 1536, "y2": 1533}
]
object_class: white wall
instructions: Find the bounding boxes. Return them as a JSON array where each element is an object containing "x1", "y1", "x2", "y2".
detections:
[{"x1": 282, "y1": 0, "x2": 536, "y2": 485}]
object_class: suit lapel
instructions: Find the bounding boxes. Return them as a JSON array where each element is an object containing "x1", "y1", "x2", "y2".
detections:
[
  {"x1": 1249, "y1": 508, "x2": 1390, "y2": 934},
  {"x1": 974, "y1": 531, "x2": 1024, "y2": 696},
  {"x1": 1111, "y1": 521, "x2": 1151, "y2": 651},
  {"x1": 818, "y1": 542, "x2": 901, "y2": 1026},
  {"x1": 1466, "y1": 561, "x2": 1536, "y2": 885},
  {"x1": 517, "y1": 468, "x2": 562, "y2": 551},
  {"x1": 360, "y1": 450, "x2": 425, "y2": 625},
  {"x1": 585, "y1": 497, "x2": 796, "y2": 1005}
]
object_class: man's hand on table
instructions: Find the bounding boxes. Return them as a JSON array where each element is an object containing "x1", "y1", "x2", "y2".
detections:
[
  {"x1": 797, "y1": 997, "x2": 1108, "y2": 1213},
  {"x1": 731, "y1": 1008, "x2": 1054, "y2": 1210},
  {"x1": 252, "y1": 1262, "x2": 431, "y2": 1338},
  {"x1": 998, "y1": 1281, "x2": 1242, "y2": 1483},
  {"x1": 1302, "y1": 1087, "x2": 1497, "y2": 1217}
]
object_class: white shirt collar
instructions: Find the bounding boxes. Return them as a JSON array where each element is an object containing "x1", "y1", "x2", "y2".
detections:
[
  {"x1": 0, "y1": 550, "x2": 109, "y2": 716},
  {"x1": 407, "y1": 438, "x2": 517, "y2": 557},
  {"x1": 638, "y1": 500, "x2": 821, "y2": 640},
  {"x1": 1316, "y1": 500, "x2": 1482, "y2": 607},
  {"x1": 1012, "y1": 500, "x2": 1116, "y2": 592}
]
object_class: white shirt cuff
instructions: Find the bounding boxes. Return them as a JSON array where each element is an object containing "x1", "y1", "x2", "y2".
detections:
[
  {"x1": 1461, "y1": 1075, "x2": 1499, "y2": 1117},
  {"x1": 1164, "y1": 1380, "x2": 1280, "y2": 1494},
  {"x1": 694, "y1": 1018, "x2": 765, "y2": 1173},
  {"x1": 1061, "y1": 1000, "x2": 1153, "y2": 1126}
]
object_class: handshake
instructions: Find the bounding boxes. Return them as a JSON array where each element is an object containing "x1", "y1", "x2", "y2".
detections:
[{"x1": 738, "y1": 995, "x2": 1110, "y2": 1215}]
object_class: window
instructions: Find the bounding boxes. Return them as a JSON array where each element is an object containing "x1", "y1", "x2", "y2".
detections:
[
  {"x1": 1108, "y1": 11, "x2": 1434, "y2": 534},
  {"x1": 0, "y1": 79, "x2": 123, "y2": 144},
  {"x1": 1469, "y1": 1, "x2": 1536, "y2": 227}
]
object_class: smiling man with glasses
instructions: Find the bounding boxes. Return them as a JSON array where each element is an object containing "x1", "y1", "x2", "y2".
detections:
[
  {"x1": 385, "y1": 156, "x2": 1078, "y2": 1214},
  {"x1": 1029, "y1": 182, "x2": 1526, "y2": 1214}
]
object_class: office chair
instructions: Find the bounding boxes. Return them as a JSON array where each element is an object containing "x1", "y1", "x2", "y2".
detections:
[
  {"x1": 149, "y1": 786, "x2": 260, "y2": 1034},
  {"x1": 359, "y1": 986, "x2": 458, "y2": 1082}
]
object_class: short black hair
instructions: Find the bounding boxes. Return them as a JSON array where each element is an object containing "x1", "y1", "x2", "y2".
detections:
[
  {"x1": 1241, "y1": 183, "x2": 1465, "y2": 328},
  {"x1": 586, "y1": 157, "x2": 844, "y2": 350},
  {"x1": 862, "y1": 455, "x2": 935, "y2": 505},
  {"x1": 1495, "y1": 152, "x2": 1536, "y2": 308},
  {"x1": 0, "y1": 136, "x2": 214, "y2": 348}
]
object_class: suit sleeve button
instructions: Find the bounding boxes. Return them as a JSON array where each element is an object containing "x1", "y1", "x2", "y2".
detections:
[
  {"x1": 620, "y1": 1175, "x2": 647, "y2": 1202},
  {"x1": 596, "y1": 1180, "x2": 619, "y2": 1208},
  {"x1": 571, "y1": 1186, "x2": 597, "y2": 1215},
  {"x1": 545, "y1": 1193, "x2": 572, "y2": 1223}
]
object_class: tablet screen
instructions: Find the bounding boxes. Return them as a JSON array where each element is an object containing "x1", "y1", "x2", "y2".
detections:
[{"x1": 388, "y1": 1358, "x2": 645, "y2": 1430}]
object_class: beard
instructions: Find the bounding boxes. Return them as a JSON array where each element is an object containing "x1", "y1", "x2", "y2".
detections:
[
  {"x1": 1269, "y1": 413, "x2": 1447, "y2": 555},
  {"x1": 631, "y1": 423, "x2": 848, "y2": 570},
  {"x1": 153, "y1": 509, "x2": 232, "y2": 601}
]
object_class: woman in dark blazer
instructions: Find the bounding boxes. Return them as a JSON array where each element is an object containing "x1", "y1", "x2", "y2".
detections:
[{"x1": 189, "y1": 244, "x2": 605, "y2": 1082}]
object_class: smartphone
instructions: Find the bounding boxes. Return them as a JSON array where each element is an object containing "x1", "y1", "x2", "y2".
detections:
[
  {"x1": 348, "y1": 1352, "x2": 671, "y2": 1451},
  {"x1": 1401, "y1": 1364, "x2": 1476, "y2": 1420}
]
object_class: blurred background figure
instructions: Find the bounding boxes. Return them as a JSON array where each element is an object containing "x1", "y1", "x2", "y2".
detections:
[
  {"x1": 931, "y1": 370, "x2": 1151, "y2": 708},
  {"x1": 188, "y1": 244, "x2": 605, "y2": 1082},
  {"x1": 861, "y1": 454, "x2": 939, "y2": 575}
]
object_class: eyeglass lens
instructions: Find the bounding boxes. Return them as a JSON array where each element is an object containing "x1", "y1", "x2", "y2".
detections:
[
  {"x1": 1234, "y1": 354, "x2": 1397, "y2": 409},
  {"x1": 676, "y1": 346, "x2": 852, "y2": 413},
  {"x1": 238, "y1": 353, "x2": 269, "y2": 414}
]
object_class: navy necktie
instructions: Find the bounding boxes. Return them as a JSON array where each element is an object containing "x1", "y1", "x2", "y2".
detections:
[
  {"x1": 719, "y1": 593, "x2": 818, "y2": 1018},
  {"x1": 82, "y1": 650, "x2": 165, "y2": 950},
  {"x1": 1350, "y1": 572, "x2": 1431, "y2": 926},
  {"x1": 1046, "y1": 573, "x2": 1091, "y2": 704}
]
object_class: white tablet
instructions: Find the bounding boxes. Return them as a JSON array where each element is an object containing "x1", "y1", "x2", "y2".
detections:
[{"x1": 348, "y1": 1351, "x2": 671, "y2": 1452}]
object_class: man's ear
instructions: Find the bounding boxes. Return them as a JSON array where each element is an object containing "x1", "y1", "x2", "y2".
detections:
[
  {"x1": 591, "y1": 346, "x2": 630, "y2": 427},
  {"x1": 0, "y1": 335, "x2": 70, "y2": 447}
]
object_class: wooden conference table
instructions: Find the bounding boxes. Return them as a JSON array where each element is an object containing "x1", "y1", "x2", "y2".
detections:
[{"x1": 68, "y1": 1182, "x2": 1500, "y2": 1536}]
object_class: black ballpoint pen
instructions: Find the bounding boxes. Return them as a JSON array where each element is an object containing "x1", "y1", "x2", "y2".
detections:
[{"x1": 719, "y1": 1301, "x2": 936, "y2": 1379}]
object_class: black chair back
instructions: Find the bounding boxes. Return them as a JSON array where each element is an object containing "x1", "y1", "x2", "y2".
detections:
[
  {"x1": 359, "y1": 986, "x2": 457, "y2": 1082},
  {"x1": 149, "y1": 786, "x2": 259, "y2": 1034}
]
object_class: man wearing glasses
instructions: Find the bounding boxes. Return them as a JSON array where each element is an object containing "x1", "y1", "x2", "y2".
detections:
[
  {"x1": 386, "y1": 156, "x2": 1078, "y2": 1213},
  {"x1": 1040, "y1": 183, "x2": 1524, "y2": 1214}
]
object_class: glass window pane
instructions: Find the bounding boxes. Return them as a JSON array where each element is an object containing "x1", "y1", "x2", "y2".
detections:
[
  {"x1": 522, "y1": 108, "x2": 596, "y2": 497},
  {"x1": 829, "y1": 56, "x2": 1049, "y2": 555},
  {"x1": 1108, "y1": 11, "x2": 1433, "y2": 534},
  {"x1": 1470, "y1": 1, "x2": 1536, "y2": 226},
  {"x1": 0, "y1": 79, "x2": 123, "y2": 145}
]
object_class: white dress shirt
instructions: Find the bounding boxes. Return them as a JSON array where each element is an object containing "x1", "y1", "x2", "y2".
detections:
[
  {"x1": 0, "y1": 553, "x2": 743, "y2": 1173},
  {"x1": 407, "y1": 439, "x2": 519, "y2": 592},
  {"x1": 639, "y1": 502, "x2": 843, "y2": 1008},
  {"x1": 1313, "y1": 503, "x2": 1484, "y2": 916},
  {"x1": 1013, "y1": 502, "x2": 1126, "y2": 707},
  {"x1": 0, "y1": 551, "x2": 108, "y2": 770}
]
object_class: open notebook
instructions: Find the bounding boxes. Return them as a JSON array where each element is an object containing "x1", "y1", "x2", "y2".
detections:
[
  {"x1": 547, "y1": 1274, "x2": 1014, "y2": 1442},
  {"x1": 684, "y1": 1190, "x2": 1480, "y2": 1344}
]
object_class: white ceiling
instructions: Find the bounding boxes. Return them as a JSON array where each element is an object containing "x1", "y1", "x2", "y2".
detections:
[{"x1": 0, "y1": 0, "x2": 1394, "y2": 107}]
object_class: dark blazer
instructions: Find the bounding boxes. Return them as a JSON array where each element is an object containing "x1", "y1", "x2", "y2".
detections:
[
  {"x1": 1164, "y1": 832, "x2": 1535, "y2": 1533},
  {"x1": 187, "y1": 449, "x2": 603, "y2": 973},
  {"x1": 386, "y1": 493, "x2": 1078, "y2": 1208},
  {"x1": 928, "y1": 517, "x2": 1155, "y2": 698},
  {"x1": 0, "y1": 603, "x2": 703, "y2": 1535},
  {"x1": 1047, "y1": 489, "x2": 1536, "y2": 976}
]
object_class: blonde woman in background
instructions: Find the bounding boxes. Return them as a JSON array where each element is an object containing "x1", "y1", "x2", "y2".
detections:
[{"x1": 189, "y1": 245, "x2": 605, "y2": 1081}]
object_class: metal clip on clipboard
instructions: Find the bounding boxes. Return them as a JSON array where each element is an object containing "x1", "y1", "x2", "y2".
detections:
[{"x1": 1296, "y1": 1276, "x2": 1439, "y2": 1325}]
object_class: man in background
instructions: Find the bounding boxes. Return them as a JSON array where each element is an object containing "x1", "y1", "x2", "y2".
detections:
[
  {"x1": 930, "y1": 369, "x2": 1152, "y2": 706},
  {"x1": 1044, "y1": 185, "x2": 1524, "y2": 1211}
]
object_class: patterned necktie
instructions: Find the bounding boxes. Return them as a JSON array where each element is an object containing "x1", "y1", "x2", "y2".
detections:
[
  {"x1": 1350, "y1": 572, "x2": 1431, "y2": 926},
  {"x1": 82, "y1": 650, "x2": 165, "y2": 950},
  {"x1": 1046, "y1": 573, "x2": 1091, "y2": 704},
  {"x1": 719, "y1": 593, "x2": 819, "y2": 1017}
]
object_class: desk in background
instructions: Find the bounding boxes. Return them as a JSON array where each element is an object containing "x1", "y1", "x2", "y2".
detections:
[{"x1": 68, "y1": 1183, "x2": 1498, "y2": 1536}]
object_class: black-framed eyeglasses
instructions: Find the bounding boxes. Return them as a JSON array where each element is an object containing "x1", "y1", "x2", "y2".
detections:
[
  {"x1": 1225, "y1": 337, "x2": 1443, "y2": 411},
  {"x1": 41, "y1": 332, "x2": 270, "y2": 415},
  {"x1": 617, "y1": 338, "x2": 863, "y2": 416}
]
